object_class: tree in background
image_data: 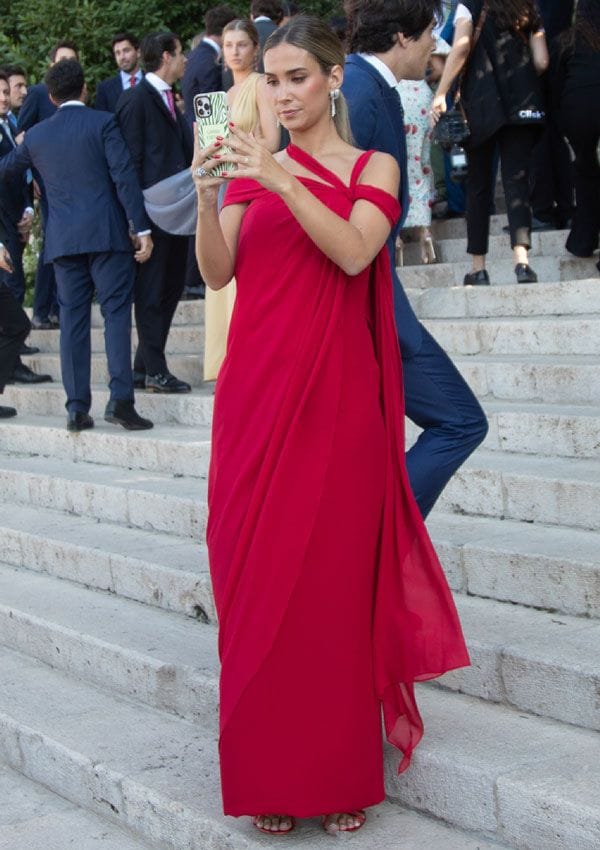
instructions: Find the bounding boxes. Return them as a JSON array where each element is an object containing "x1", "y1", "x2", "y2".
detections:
[{"x1": 0, "y1": 0, "x2": 341, "y2": 98}]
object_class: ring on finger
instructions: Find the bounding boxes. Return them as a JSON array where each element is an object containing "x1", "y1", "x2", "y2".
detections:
[{"x1": 194, "y1": 166, "x2": 207, "y2": 178}]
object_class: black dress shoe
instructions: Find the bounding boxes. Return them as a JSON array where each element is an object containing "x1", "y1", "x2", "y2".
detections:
[
  {"x1": 105, "y1": 399, "x2": 153, "y2": 430},
  {"x1": 515, "y1": 263, "x2": 538, "y2": 284},
  {"x1": 12, "y1": 363, "x2": 53, "y2": 383},
  {"x1": 0, "y1": 405, "x2": 17, "y2": 418},
  {"x1": 67, "y1": 412, "x2": 94, "y2": 432},
  {"x1": 133, "y1": 370, "x2": 146, "y2": 389},
  {"x1": 530, "y1": 216, "x2": 554, "y2": 232},
  {"x1": 463, "y1": 269, "x2": 490, "y2": 286},
  {"x1": 145, "y1": 372, "x2": 191, "y2": 393},
  {"x1": 20, "y1": 342, "x2": 40, "y2": 355}
]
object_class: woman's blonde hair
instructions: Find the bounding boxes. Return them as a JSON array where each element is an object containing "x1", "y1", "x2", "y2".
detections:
[
  {"x1": 263, "y1": 15, "x2": 353, "y2": 144},
  {"x1": 222, "y1": 20, "x2": 262, "y2": 134}
]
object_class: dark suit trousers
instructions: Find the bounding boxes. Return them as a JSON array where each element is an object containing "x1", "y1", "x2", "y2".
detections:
[
  {"x1": 133, "y1": 229, "x2": 187, "y2": 376},
  {"x1": 33, "y1": 191, "x2": 58, "y2": 322},
  {"x1": 562, "y1": 93, "x2": 600, "y2": 257},
  {"x1": 53, "y1": 251, "x2": 135, "y2": 413},
  {"x1": 0, "y1": 226, "x2": 26, "y2": 305},
  {"x1": 0, "y1": 282, "x2": 30, "y2": 392}
]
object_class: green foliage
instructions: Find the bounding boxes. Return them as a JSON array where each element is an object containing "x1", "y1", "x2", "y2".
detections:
[{"x1": 0, "y1": 1, "x2": 342, "y2": 98}]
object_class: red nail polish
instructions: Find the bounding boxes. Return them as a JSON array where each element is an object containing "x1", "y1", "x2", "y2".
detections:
[
  {"x1": 215, "y1": 141, "x2": 221, "y2": 147},
  {"x1": 216, "y1": 135, "x2": 224, "y2": 140},
  {"x1": 229, "y1": 121, "x2": 235, "y2": 128},
  {"x1": 214, "y1": 154, "x2": 221, "y2": 159}
]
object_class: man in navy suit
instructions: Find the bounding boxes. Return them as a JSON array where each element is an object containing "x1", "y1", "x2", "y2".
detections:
[
  {"x1": 95, "y1": 33, "x2": 143, "y2": 113},
  {"x1": 117, "y1": 32, "x2": 195, "y2": 393},
  {"x1": 250, "y1": 0, "x2": 283, "y2": 70},
  {"x1": 182, "y1": 5, "x2": 237, "y2": 121},
  {"x1": 0, "y1": 59, "x2": 154, "y2": 432},
  {"x1": 17, "y1": 40, "x2": 79, "y2": 332},
  {"x1": 342, "y1": 0, "x2": 488, "y2": 518}
]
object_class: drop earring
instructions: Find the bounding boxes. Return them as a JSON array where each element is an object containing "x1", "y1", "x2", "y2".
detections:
[{"x1": 330, "y1": 88, "x2": 340, "y2": 118}]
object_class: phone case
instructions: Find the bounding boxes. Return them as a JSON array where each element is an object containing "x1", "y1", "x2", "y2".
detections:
[{"x1": 194, "y1": 91, "x2": 235, "y2": 176}]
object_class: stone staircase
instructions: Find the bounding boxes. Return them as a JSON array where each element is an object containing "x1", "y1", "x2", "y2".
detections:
[{"x1": 0, "y1": 215, "x2": 598, "y2": 849}]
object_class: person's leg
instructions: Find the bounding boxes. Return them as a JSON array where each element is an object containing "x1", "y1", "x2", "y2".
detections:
[
  {"x1": 53, "y1": 255, "x2": 93, "y2": 413},
  {"x1": 32, "y1": 192, "x2": 58, "y2": 325},
  {"x1": 564, "y1": 111, "x2": 600, "y2": 257},
  {"x1": 0, "y1": 283, "x2": 30, "y2": 392},
  {"x1": 498, "y1": 124, "x2": 538, "y2": 261},
  {"x1": 403, "y1": 326, "x2": 488, "y2": 518},
  {"x1": 133, "y1": 229, "x2": 171, "y2": 377},
  {"x1": 89, "y1": 251, "x2": 135, "y2": 403},
  {"x1": 159, "y1": 235, "x2": 188, "y2": 367},
  {"x1": 0, "y1": 227, "x2": 26, "y2": 305},
  {"x1": 465, "y1": 134, "x2": 496, "y2": 271}
]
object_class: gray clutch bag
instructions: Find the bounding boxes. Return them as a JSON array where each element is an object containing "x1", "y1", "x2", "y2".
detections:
[{"x1": 142, "y1": 169, "x2": 197, "y2": 236}]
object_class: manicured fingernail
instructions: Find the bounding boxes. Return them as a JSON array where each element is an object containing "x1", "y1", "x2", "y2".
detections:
[
  {"x1": 214, "y1": 154, "x2": 221, "y2": 159},
  {"x1": 216, "y1": 135, "x2": 224, "y2": 140},
  {"x1": 229, "y1": 121, "x2": 235, "y2": 127},
  {"x1": 214, "y1": 141, "x2": 221, "y2": 147}
]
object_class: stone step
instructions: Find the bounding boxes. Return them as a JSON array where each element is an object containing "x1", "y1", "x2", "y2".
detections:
[
  {"x1": 400, "y1": 255, "x2": 598, "y2": 288},
  {"x1": 0, "y1": 503, "x2": 213, "y2": 621},
  {"x1": 407, "y1": 278, "x2": 600, "y2": 319},
  {"x1": 439, "y1": 449, "x2": 600, "y2": 531},
  {"x1": 2, "y1": 383, "x2": 215, "y2": 425},
  {"x1": 430, "y1": 213, "x2": 507, "y2": 241},
  {"x1": 28, "y1": 324, "x2": 204, "y2": 355},
  {"x1": 0, "y1": 563, "x2": 220, "y2": 726},
  {"x1": 0, "y1": 763, "x2": 153, "y2": 850},
  {"x1": 0, "y1": 454, "x2": 207, "y2": 539},
  {"x1": 422, "y1": 315, "x2": 600, "y2": 356},
  {"x1": 429, "y1": 512, "x2": 600, "y2": 619},
  {"x1": 1, "y1": 498, "x2": 598, "y2": 621},
  {"x1": 455, "y1": 354, "x2": 600, "y2": 404},
  {"x1": 0, "y1": 415, "x2": 212, "y2": 478},
  {"x1": 6, "y1": 380, "x2": 600, "y2": 459},
  {"x1": 1, "y1": 562, "x2": 598, "y2": 733},
  {"x1": 20, "y1": 352, "x2": 205, "y2": 388},
  {"x1": 402, "y1": 229, "x2": 571, "y2": 266},
  {"x1": 0, "y1": 647, "x2": 593, "y2": 849},
  {"x1": 27, "y1": 299, "x2": 205, "y2": 330}
]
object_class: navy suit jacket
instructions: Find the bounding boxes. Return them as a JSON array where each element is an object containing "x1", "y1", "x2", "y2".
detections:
[
  {"x1": 0, "y1": 124, "x2": 30, "y2": 230},
  {"x1": 16, "y1": 83, "x2": 56, "y2": 132},
  {"x1": 96, "y1": 73, "x2": 144, "y2": 113},
  {"x1": 342, "y1": 54, "x2": 422, "y2": 356},
  {"x1": 182, "y1": 41, "x2": 223, "y2": 124},
  {"x1": 116, "y1": 78, "x2": 193, "y2": 190},
  {"x1": 0, "y1": 105, "x2": 149, "y2": 262}
]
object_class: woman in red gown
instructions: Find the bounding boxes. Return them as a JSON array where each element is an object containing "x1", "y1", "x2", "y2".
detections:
[{"x1": 193, "y1": 15, "x2": 469, "y2": 836}]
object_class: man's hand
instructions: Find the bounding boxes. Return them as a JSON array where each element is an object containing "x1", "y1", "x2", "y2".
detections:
[
  {"x1": 0, "y1": 246, "x2": 14, "y2": 273},
  {"x1": 133, "y1": 233, "x2": 153, "y2": 263},
  {"x1": 17, "y1": 210, "x2": 34, "y2": 241}
]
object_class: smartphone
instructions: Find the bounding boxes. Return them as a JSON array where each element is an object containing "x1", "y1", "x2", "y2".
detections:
[{"x1": 194, "y1": 91, "x2": 235, "y2": 177}]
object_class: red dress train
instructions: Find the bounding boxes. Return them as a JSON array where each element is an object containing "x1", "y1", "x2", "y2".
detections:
[{"x1": 207, "y1": 145, "x2": 470, "y2": 817}]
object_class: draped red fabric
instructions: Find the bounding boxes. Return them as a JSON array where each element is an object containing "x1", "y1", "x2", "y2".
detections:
[{"x1": 207, "y1": 145, "x2": 469, "y2": 816}]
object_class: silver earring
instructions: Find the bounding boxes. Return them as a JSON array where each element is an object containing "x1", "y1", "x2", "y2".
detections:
[{"x1": 330, "y1": 88, "x2": 340, "y2": 119}]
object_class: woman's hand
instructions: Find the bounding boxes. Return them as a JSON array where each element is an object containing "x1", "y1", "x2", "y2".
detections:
[
  {"x1": 220, "y1": 124, "x2": 295, "y2": 196},
  {"x1": 191, "y1": 135, "x2": 227, "y2": 200},
  {"x1": 430, "y1": 93, "x2": 447, "y2": 127}
]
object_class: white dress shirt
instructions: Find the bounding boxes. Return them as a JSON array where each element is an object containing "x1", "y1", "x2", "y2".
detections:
[
  {"x1": 358, "y1": 53, "x2": 399, "y2": 86},
  {"x1": 144, "y1": 71, "x2": 174, "y2": 113},
  {"x1": 120, "y1": 68, "x2": 143, "y2": 90}
]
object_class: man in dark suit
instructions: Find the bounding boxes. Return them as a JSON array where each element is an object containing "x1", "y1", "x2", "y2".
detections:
[
  {"x1": 250, "y1": 0, "x2": 283, "y2": 70},
  {"x1": 183, "y1": 6, "x2": 236, "y2": 120},
  {"x1": 0, "y1": 235, "x2": 33, "y2": 418},
  {"x1": 117, "y1": 32, "x2": 195, "y2": 393},
  {"x1": 182, "y1": 6, "x2": 236, "y2": 301},
  {"x1": 18, "y1": 40, "x2": 79, "y2": 332},
  {"x1": 0, "y1": 59, "x2": 154, "y2": 432},
  {"x1": 342, "y1": 0, "x2": 488, "y2": 518},
  {"x1": 95, "y1": 32, "x2": 143, "y2": 113}
]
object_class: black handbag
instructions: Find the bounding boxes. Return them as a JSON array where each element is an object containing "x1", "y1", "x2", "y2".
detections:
[{"x1": 433, "y1": 2, "x2": 489, "y2": 151}]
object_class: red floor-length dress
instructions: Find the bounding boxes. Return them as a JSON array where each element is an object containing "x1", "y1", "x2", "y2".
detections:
[{"x1": 207, "y1": 144, "x2": 470, "y2": 817}]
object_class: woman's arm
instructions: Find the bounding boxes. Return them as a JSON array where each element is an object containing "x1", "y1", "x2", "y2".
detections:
[
  {"x1": 431, "y1": 17, "x2": 474, "y2": 112},
  {"x1": 255, "y1": 77, "x2": 281, "y2": 154},
  {"x1": 223, "y1": 127, "x2": 400, "y2": 276},
  {"x1": 530, "y1": 29, "x2": 550, "y2": 74},
  {"x1": 192, "y1": 140, "x2": 246, "y2": 290}
]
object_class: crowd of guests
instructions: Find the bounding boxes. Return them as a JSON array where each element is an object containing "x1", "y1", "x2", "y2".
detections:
[{"x1": 0, "y1": 0, "x2": 598, "y2": 424}]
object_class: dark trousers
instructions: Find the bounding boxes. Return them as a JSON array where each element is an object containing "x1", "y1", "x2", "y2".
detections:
[
  {"x1": 466, "y1": 124, "x2": 539, "y2": 255},
  {"x1": 402, "y1": 325, "x2": 488, "y2": 518},
  {"x1": 0, "y1": 282, "x2": 30, "y2": 393},
  {"x1": 32, "y1": 192, "x2": 58, "y2": 322},
  {"x1": 53, "y1": 251, "x2": 135, "y2": 413},
  {"x1": 0, "y1": 226, "x2": 26, "y2": 305},
  {"x1": 562, "y1": 94, "x2": 600, "y2": 257},
  {"x1": 530, "y1": 119, "x2": 574, "y2": 226},
  {"x1": 133, "y1": 229, "x2": 187, "y2": 376}
]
